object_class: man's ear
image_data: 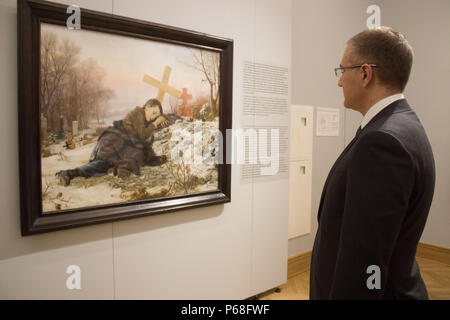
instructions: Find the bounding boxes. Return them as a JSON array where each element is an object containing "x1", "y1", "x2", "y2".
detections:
[{"x1": 361, "y1": 65, "x2": 373, "y2": 87}]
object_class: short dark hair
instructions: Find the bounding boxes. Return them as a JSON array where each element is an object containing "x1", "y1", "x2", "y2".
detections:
[
  {"x1": 347, "y1": 27, "x2": 413, "y2": 91},
  {"x1": 144, "y1": 98, "x2": 163, "y2": 114}
]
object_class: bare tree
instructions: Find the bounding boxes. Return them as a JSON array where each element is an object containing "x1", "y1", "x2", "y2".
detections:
[
  {"x1": 40, "y1": 31, "x2": 114, "y2": 134},
  {"x1": 63, "y1": 58, "x2": 114, "y2": 129},
  {"x1": 40, "y1": 32, "x2": 81, "y2": 130},
  {"x1": 185, "y1": 49, "x2": 220, "y2": 116}
]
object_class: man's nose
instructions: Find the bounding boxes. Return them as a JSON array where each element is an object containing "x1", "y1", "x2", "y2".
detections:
[{"x1": 338, "y1": 77, "x2": 343, "y2": 87}]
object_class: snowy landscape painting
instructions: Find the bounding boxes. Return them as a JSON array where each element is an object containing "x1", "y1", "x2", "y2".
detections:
[
  {"x1": 39, "y1": 23, "x2": 222, "y2": 214},
  {"x1": 19, "y1": 0, "x2": 232, "y2": 235}
]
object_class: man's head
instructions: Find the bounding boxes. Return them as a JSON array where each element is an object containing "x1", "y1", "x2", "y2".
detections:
[
  {"x1": 143, "y1": 98, "x2": 163, "y2": 122},
  {"x1": 338, "y1": 27, "x2": 413, "y2": 114}
]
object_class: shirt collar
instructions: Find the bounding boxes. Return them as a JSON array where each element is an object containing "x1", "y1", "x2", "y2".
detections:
[{"x1": 360, "y1": 93, "x2": 405, "y2": 129}]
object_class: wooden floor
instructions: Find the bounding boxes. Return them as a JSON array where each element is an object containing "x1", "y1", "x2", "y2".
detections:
[{"x1": 260, "y1": 257, "x2": 450, "y2": 300}]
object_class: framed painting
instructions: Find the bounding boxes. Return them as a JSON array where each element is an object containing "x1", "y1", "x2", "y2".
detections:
[{"x1": 18, "y1": 0, "x2": 232, "y2": 235}]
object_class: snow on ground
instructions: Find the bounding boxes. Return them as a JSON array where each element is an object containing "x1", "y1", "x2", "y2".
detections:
[
  {"x1": 41, "y1": 117, "x2": 220, "y2": 214},
  {"x1": 41, "y1": 140, "x2": 124, "y2": 212},
  {"x1": 43, "y1": 142, "x2": 94, "y2": 174}
]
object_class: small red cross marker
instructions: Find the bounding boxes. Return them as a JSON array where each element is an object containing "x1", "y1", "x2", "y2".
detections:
[
  {"x1": 178, "y1": 88, "x2": 193, "y2": 117},
  {"x1": 180, "y1": 88, "x2": 192, "y2": 108}
]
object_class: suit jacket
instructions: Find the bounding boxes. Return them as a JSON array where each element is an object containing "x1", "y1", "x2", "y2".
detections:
[{"x1": 310, "y1": 99, "x2": 435, "y2": 300}]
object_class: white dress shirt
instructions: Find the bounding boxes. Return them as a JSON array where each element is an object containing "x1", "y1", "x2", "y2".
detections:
[{"x1": 360, "y1": 93, "x2": 405, "y2": 129}]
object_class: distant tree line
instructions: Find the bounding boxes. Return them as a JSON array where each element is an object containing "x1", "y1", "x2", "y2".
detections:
[{"x1": 40, "y1": 31, "x2": 114, "y2": 133}]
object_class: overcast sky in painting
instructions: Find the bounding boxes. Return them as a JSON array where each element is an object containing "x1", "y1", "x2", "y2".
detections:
[{"x1": 42, "y1": 23, "x2": 217, "y2": 117}]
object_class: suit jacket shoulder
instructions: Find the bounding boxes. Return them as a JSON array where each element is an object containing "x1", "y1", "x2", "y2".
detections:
[{"x1": 361, "y1": 99, "x2": 435, "y2": 191}]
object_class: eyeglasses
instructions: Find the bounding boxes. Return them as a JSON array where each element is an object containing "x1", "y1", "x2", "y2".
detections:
[{"x1": 334, "y1": 64, "x2": 378, "y2": 77}]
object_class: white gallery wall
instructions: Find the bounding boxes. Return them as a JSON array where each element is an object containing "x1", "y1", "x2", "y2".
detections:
[{"x1": 0, "y1": 0, "x2": 290, "y2": 299}]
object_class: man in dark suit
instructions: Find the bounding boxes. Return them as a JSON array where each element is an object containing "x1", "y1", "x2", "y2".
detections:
[{"x1": 310, "y1": 27, "x2": 435, "y2": 299}]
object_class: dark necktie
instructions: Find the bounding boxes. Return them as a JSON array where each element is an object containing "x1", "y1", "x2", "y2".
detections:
[{"x1": 355, "y1": 126, "x2": 362, "y2": 138}]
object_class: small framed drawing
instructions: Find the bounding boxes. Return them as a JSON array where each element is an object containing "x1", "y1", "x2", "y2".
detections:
[{"x1": 18, "y1": 0, "x2": 232, "y2": 235}]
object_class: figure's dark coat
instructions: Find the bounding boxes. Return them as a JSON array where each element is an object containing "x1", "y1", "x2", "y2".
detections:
[{"x1": 78, "y1": 107, "x2": 156, "y2": 177}]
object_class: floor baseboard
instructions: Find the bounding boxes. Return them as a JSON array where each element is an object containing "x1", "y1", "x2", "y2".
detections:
[
  {"x1": 416, "y1": 242, "x2": 450, "y2": 265},
  {"x1": 287, "y1": 242, "x2": 450, "y2": 279},
  {"x1": 287, "y1": 251, "x2": 311, "y2": 279}
]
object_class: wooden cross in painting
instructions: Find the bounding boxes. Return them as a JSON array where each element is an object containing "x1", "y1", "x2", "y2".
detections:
[
  {"x1": 143, "y1": 66, "x2": 181, "y2": 104},
  {"x1": 178, "y1": 88, "x2": 193, "y2": 117}
]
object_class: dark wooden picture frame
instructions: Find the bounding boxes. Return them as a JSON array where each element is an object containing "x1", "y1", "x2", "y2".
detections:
[{"x1": 18, "y1": 0, "x2": 232, "y2": 236}]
